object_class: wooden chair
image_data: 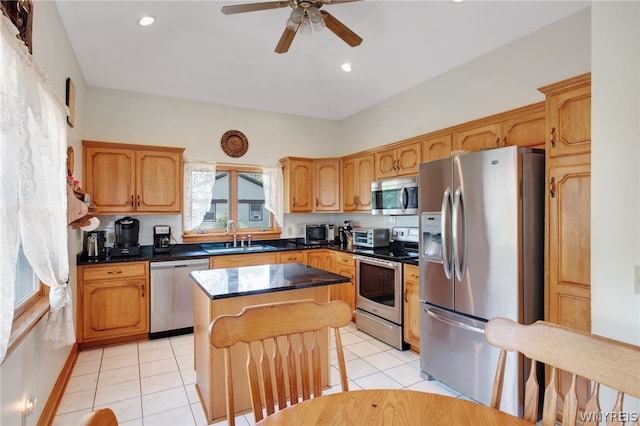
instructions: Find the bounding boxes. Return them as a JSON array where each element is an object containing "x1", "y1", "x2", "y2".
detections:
[
  {"x1": 77, "y1": 408, "x2": 118, "y2": 426},
  {"x1": 485, "y1": 317, "x2": 640, "y2": 426},
  {"x1": 209, "y1": 299, "x2": 352, "y2": 426}
]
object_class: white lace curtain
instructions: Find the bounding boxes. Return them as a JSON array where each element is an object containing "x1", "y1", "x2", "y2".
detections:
[
  {"x1": 262, "y1": 165, "x2": 283, "y2": 229},
  {"x1": 0, "y1": 15, "x2": 74, "y2": 360},
  {"x1": 183, "y1": 162, "x2": 217, "y2": 231}
]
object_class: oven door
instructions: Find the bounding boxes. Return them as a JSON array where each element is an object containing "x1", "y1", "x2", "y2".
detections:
[{"x1": 355, "y1": 256, "x2": 403, "y2": 325}]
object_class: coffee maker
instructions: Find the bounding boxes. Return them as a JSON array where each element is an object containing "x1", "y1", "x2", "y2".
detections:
[
  {"x1": 153, "y1": 225, "x2": 172, "y2": 253},
  {"x1": 111, "y1": 217, "x2": 140, "y2": 257},
  {"x1": 84, "y1": 230, "x2": 106, "y2": 261}
]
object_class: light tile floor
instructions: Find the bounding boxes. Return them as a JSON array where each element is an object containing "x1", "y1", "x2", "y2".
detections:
[{"x1": 53, "y1": 323, "x2": 467, "y2": 426}]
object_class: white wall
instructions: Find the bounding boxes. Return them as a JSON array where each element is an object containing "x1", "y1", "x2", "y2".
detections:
[
  {"x1": 0, "y1": 2, "x2": 88, "y2": 426},
  {"x1": 591, "y1": 0, "x2": 640, "y2": 415},
  {"x1": 84, "y1": 88, "x2": 341, "y2": 165},
  {"x1": 339, "y1": 8, "x2": 591, "y2": 154}
]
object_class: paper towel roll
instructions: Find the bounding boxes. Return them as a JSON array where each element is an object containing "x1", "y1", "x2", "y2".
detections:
[{"x1": 80, "y1": 217, "x2": 100, "y2": 232}]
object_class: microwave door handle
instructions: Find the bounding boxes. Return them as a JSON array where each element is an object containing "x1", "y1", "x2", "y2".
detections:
[
  {"x1": 441, "y1": 188, "x2": 453, "y2": 280},
  {"x1": 399, "y1": 186, "x2": 408, "y2": 212}
]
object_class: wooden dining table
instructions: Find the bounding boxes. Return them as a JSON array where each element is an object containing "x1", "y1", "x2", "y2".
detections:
[{"x1": 255, "y1": 389, "x2": 531, "y2": 425}]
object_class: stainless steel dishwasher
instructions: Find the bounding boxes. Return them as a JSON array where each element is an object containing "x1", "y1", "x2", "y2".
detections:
[{"x1": 149, "y1": 258, "x2": 209, "y2": 339}]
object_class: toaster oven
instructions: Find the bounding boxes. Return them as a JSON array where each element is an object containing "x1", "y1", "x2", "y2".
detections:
[{"x1": 353, "y1": 228, "x2": 390, "y2": 248}]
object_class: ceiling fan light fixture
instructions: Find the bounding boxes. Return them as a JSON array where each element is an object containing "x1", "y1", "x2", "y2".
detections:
[
  {"x1": 299, "y1": 16, "x2": 312, "y2": 35},
  {"x1": 290, "y1": 7, "x2": 304, "y2": 24},
  {"x1": 286, "y1": 17, "x2": 300, "y2": 31},
  {"x1": 307, "y1": 7, "x2": 322, "y2": 23}
]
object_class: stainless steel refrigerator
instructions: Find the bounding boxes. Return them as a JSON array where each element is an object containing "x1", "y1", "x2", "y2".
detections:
[{"x1": 418, "y1": 146, "x2": 544, "y2": 417}]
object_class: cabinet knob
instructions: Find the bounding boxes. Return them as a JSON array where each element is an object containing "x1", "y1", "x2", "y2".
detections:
[
  {"x1": 137, "y1": 194, "x2": 141, "y2": 207},
  {"x1": 496, "y1": 137, "x2": 501, "y2": 147},
  {"x1": 550, "y1": 127, "x2": 556, "y2": 148},
  {"x1": 130, "y1": 195, "x2": 134, "y2": 207},
  {"x1": 549, "y1": 177, "x2": 556, "y2": 198},
  {"x1": 292, "y1": 197, "x2": 296, "y2": 207}
]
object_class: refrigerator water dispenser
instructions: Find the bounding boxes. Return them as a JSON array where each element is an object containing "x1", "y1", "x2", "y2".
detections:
[{"x1": 421, "y1": 213, "x2": 443, "y2": 262}]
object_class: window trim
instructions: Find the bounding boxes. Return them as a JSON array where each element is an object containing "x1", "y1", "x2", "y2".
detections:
[
  {"x1": 183, "y1": 163, "x2": 281, "y2": 243},
  {"x1": 3, "y1": 284, "x2": 49, "y2": 363}
]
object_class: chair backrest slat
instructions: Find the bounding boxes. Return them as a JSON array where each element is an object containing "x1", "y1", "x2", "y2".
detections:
[
  {"x1": 485, "y1": 318, "x2": 640, "y2": 426},
  {"x1": 209, "y1": 299, "x2": 352, "y2": 426}
]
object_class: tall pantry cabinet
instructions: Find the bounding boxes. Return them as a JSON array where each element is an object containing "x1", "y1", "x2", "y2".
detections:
[{"x1": 539, "y1": 73, "x2": 591, "y2": 332}]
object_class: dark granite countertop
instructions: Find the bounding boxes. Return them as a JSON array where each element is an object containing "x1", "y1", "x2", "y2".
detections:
[
  {"x1": 76, "y1": 239, "x2": 419, "y2": 266},
  {"x1": 190, "y1": 262, "x2": 350, "y2": 300}
]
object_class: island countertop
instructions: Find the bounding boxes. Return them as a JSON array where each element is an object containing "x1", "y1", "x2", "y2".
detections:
[{"x1": 190, "y1": 262, "x2": 350, "y2": 300}]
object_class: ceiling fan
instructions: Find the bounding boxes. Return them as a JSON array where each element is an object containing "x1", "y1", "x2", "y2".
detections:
[{"x1": 221, "y1": 0, "x2": 363, "y2": 54}]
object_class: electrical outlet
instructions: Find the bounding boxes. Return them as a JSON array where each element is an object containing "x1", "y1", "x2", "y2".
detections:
[{"x1": 635, "y1": 265, "x2": 640, "y2": 295}]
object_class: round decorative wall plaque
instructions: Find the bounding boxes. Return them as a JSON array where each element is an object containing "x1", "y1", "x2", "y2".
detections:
[{"x1": 221, "y1": 130, "x2": 249, "y2": 158}]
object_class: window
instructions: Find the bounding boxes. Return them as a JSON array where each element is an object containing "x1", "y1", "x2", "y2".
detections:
[
  {"x1": 184, "y1": 165, "x2": 279, "y2": 241},
  {"x1": 14, "y1": 244, "x2": 39, "y2": 309}
]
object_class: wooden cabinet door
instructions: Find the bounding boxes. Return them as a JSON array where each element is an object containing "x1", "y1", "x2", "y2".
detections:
[
  {"x1": 136, "y1": 150, "x2": 182, "y2": 212},
  {"x1": 342, "y1": 154, "x2": 374, "y2": 212},
  {"x1": 403, "y1": 264, "x2": 420, "y2": 352},
  {"x1": 355, "y1": 154, "x2": 374, "y2": 211},
  {"x1": 334, "y1": 265, "x2": 356, "y2": 314},
  {"x1": 82, "y1": 278, "x2": 148, "y2": 341},
  {"x1": 547, "y1": 158, "x2": 591, "y2": 332},
  {"x1": 84, "y1": 145, "x2": 135, "y2": 213},
  {"x1": 374, "y1": 147, "x2": 398, "y2": 179},
  {"x1": 395, "y1": 142, "x2": 421, "y2": 176},
  {"x1": 540, "y1": 74, "x2": 591, "y2": 158},
  {"x1": 314, "y1": 159, "x2": 341, "y2": 212},
  {"x1": 454, "y1": 122, "x2": 502, "y2": 152},
  {"x1": 422, "y1": 133, "x2": 453, "y2": 162},
  {"x1": 374, "y1": 142, "x2": 421, "y2": 179},
  {"x1": 502, "y1": 106, "x2": 546, "y2": 149},
  {"x1": 282, "y1": 158, "x2": 314, "y2": 213},
  {"x1": 342, "y1": 158, "x2": 357, "y2": 211},
  {"x1": 307, "y1": 250, "x2": 335, "y2": 272}
]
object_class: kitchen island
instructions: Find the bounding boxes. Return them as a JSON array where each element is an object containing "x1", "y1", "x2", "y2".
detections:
[{"x1": 191, "y1": 262, "x2": 350, "y2": 424}]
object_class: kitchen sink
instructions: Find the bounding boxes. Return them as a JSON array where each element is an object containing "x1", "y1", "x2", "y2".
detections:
[{"x1": 201, "y1": 244, "x2": 277, "y2": 254}]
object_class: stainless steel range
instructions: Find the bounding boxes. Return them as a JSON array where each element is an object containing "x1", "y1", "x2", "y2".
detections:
[{"x1": 355, "y1": 227, "x2": 418, "y2": 350}]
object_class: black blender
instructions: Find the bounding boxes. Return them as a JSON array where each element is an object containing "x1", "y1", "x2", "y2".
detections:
[{"x1": 111, "y1": 217, "x2": 140, "y2": 257}]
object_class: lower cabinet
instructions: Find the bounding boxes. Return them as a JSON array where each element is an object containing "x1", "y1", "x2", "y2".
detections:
[
  {"x1": 403, "y1": 264, "x2": 420, "y2": 353},
  {"x1": 78, "y1": 262, "x2": 149, "y2": 348},
  {"x1": 333, "y1": 252, "x2": 356, "y2": 318},
  {"x1": 306, "y1": 249, "x2": 335, "y2": 271},
  {"x1": 277, "y1": 250, "x2": 307, "y2": 264}
]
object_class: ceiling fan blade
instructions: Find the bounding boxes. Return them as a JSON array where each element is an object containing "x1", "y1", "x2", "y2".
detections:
[
  {"x1": 320, "y1": 11, "x2": 362, "y2": 47},
  {"x1": 221, "y1": 1, "x2": 289, "y2": 15},
  {"x1": 275, "y1": 27, "x2": 297, "y2": 54}
]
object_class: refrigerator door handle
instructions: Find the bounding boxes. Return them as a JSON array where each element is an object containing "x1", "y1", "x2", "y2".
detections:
[
  {"x1": 424, "y1": 306, "x2": 485, "y2": 335},
  {"x1": 441, "y1": 188, "x2": 453, "y2": 279},
  {"x1": 452, "y1": 187, "x2": 468, "y2": 281}
]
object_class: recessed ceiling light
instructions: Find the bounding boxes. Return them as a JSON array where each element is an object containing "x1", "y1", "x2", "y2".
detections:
[
  {"x1": 452, "y1": 0, "x2": 464, "y2": 3},
  {"x1": 341, "y1": 63, "x2": 352, "y2": 73},
  {"x1": 138, "y1": 16, "x2": 155, "y2": 26}
]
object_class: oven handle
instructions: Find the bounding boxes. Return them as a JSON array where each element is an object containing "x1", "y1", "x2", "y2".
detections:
[{"x1": 355, "y1": 255, "x2": 402, "y2": 268}]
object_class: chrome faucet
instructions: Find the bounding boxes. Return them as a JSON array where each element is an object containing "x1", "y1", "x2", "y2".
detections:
[{"x1": 225, "y1": 219, "x2": 237, "y2": 247}]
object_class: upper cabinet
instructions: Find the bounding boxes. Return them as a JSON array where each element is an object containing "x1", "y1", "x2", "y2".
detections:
[
  {"x1": 342, "y1": 153, "x2": 374, "y2": 212},
  {"x1": 422, "y1": 131, "x2": 453, "y2": 162},
  {"x1": 539, "y1": 75, "x2": 591, "y2": 158},
  {"x1": 453, "y1": 103, "x2": 546, "y2": 152},
  {"x1": 280, "y1": 157, "x2": 314, "y2": 213},
  {"x1": 314, "y1": 158, "x2": 341, "y2": 212},
  {"x1": 374, "y1": 141, "x2": 421, "y2": 179},
  {"x1": 83, "y1": 141, "x2": 184, "y2": 214}
]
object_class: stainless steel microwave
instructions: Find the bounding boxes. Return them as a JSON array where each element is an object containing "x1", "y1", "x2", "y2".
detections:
[
  {"x1": 304, "y1": 224, "x2": 329, "y2": 245},
  {"x1": 371, "y1": 176, "x2": 419, "y2": 215}
]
